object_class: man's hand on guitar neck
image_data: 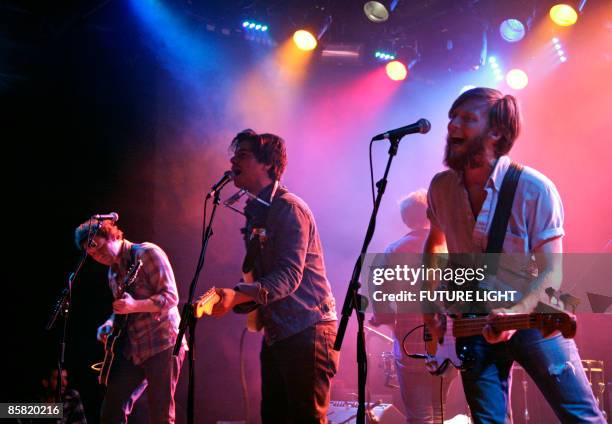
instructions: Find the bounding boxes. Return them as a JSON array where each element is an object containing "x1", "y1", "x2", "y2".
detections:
[
  {"x1": 211, "y1": 288, "x2": 254, "y2": 317},
  {"x1": 483, "y1": 294, "x2": 539, "y2": 344}
]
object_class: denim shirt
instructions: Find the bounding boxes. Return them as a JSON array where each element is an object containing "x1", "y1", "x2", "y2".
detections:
[{"x1": 234, "y1": 184, "x2": 337, "y2": 345}]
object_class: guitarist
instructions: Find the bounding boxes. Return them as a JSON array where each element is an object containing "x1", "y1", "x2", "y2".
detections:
[
  {"x1": 211, "y1": 130, "x2": 339, "y2": 423},
  {"x1": 74, "y1": 219, "x2": 185, "y2": 424},
  {"x1": 423, "y1": 87, "x2": 604, "y2": 423}
]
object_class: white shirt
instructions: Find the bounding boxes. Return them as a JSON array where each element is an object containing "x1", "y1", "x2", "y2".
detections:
[{"x1": 426, "y1": 155, "x2": 564, "y2": 292}]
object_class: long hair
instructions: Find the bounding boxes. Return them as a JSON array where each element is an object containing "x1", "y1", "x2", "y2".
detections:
[{"x1": 450, "y1": 87, "x2": 522, "y2": 157}]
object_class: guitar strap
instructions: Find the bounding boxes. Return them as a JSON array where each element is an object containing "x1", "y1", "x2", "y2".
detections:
[
  {"x1": 485, "y1": 161, "x2": 524, "y2": 274},
  {"x1": 234, "y1": 182, "x2": 287, "y2": 314}
]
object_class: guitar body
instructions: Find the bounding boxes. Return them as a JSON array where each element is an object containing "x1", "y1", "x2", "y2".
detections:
[
  {"x1": 424, "y1": 318, "x2": 461, "y2": 376},
  {"x1": 97, "y1": 259, "x2": 143, "y2": 386},
  {"x1": 98, "y1": 315, "x2": 127, "y2": 385}
]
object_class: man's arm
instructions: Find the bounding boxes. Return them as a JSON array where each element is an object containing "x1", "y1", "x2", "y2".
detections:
[
  {"x1": 483, "y1": 235, "x2": 563, "y2": 343},
  {"x1": 113, "y1": 245, "x2": 179, "y2": 314}
]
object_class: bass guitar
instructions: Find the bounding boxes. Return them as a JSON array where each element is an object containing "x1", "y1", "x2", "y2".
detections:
[{"x1": 422, "y1": 290, "x2": 578, "y2": 375}]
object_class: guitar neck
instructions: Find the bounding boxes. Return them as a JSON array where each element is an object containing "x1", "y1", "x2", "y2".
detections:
[{"x1": 453, "y1": 314, "x2": 534, "y2": 338}]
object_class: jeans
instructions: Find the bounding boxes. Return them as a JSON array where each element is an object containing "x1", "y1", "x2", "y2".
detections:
[
  {"x1": 101, "y1": 347, "x2": 184, "y2": 424},
  {"x1": 456, "y1": 329, "x2": 605, "y2": 424},
  {"x1": 260, "y1": 321, "x2": 339, "y2": 423}
]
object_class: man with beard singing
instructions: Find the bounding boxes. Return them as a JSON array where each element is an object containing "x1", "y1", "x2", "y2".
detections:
[{"x1": 423, "y1": 87, "x2": 604, "y2": 423}]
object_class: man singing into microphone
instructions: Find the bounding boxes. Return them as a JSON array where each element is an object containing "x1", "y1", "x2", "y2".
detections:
[
  {"x1": 211, "y1": 129, "x2": 339, "y2": 423},
  {"x1": 74, "y1": 218, "x2": 185, "y2": 424},
  {"x1": 423, "y1": 87, "x2": 604, "y2": 422}
]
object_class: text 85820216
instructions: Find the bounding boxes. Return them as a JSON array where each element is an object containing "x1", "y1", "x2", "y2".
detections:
[{"x1": 0, "y1": 403, "x2": 62, "y2": 418}]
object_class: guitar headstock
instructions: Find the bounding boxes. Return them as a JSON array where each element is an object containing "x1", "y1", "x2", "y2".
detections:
[
  {"x1": 193, "y1": 287, "x2": 221, "y2": 318},
  {"x1": 120, "y1": 260, "x2": 143, "y2": 294},
  {"x1": 534, "y1": 301, "x2": 577, "y2": 338},
  {"x1": 545, "y1": 287, "x2": 580, "y2": 314}
]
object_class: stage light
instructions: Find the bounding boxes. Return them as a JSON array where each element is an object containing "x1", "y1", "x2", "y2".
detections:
[
  {"x1": 242, "y1": 20, "x2": 269, "y2": 32},
  {"x1": 386, "y1": 60, "x2": 407, "y2": 81},
  {"x1": 499, "y1": 19, "x2": 526, "y2": 43},
  {"x1": 293, "y1": 30, "x2": 318, "y2": 51},
  {"x1": 364, "y1": 0, "x2": 399, "y2": 23},
  {"x1": 293, "y1": 11, "x2": 331, "y2": 52},
  {"x1": 549, "y1": 4, "x2": 578, "y2": 26},
  {"x1": 551, "y1": 37, "x2": 569, "y2": 63},
  {"x1": 506, "y1": 69, "x2": 528, "y2": 90},
  {"x1": 488, "y1": 56, "x2": 497, "y2": 64},
  {"x1": 375, "y1": 50, "x2": 396, "y2": 61}
]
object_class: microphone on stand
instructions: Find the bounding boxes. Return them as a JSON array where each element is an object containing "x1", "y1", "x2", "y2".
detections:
[
  {"x1": 91, "y1": 212, "x2": 119, "y2": 221},
  {"x1": 207, "y1": 171, "x2": 235, "y2": 198},
  {"x1": 372, "y1": 118, "x2": 431, "y2": 141}
]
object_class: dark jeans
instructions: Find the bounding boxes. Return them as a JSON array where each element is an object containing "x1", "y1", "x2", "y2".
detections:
[
  {"x1": 457, "y1": 329, "x2": 605, "y2": 424},
  {"x1": 101, "y1": 347, "x2": 184, "y2": 424},
  {"x1": 260, "y1": 321, "x2": 339, "y2": 424}
]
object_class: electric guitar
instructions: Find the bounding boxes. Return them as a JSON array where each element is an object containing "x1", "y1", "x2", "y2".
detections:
[
  {"x1": 97, "y1": 259, "x2": 143, "y2": 386},
  {"x1": 423, "y1": 290, "x2": 578, "y2": 375}
]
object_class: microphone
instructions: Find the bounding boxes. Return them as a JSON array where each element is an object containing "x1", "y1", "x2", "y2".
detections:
[
  {"x1": 372, "y1": 118, "x2": 431, "y2": 141},
  {"x1": 92, "y1": 212, "x2": 119, "y2": 221},
  {"x1": 207, "y1": 170, "x2": 235, "y2": 198}
]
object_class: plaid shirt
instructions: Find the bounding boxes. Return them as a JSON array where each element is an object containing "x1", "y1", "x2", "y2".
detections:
[{"x1": 107, "y1": 240, "x2": 182, "y2": 365}]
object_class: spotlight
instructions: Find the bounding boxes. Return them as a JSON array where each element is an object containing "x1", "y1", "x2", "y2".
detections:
[
  {"x1": 385, "y1": 60, "x2": 407, "y2": 81},
  {"x1": 506, "y1": 69, "x2": 528, "y2": 90},
  {"x1": 364, "y1": 0, "x2": 399, "y2": 23},
  {"x1": 293, "y1": 11, "x2": 332, "y2": 52},
  {"x1": 293, "y1": 30, "x2": 318, "y2": 51},
  {"x1": 550, "y1": 4, "x2": 578, "y2": 26},
  {"x1": 499, "y1": 19, "x2": 526, "y2": 43}
]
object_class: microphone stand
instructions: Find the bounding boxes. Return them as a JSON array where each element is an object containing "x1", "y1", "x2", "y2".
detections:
[
  {"x1": 334, "y1": 136, "x2": 401, "y2": 424},
  {"x1": 174, "y1": 188, "x2": 225, "y2": 424},
  {"x1": 46, "y1": 247, "x2": 89, "y2": 403}
]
